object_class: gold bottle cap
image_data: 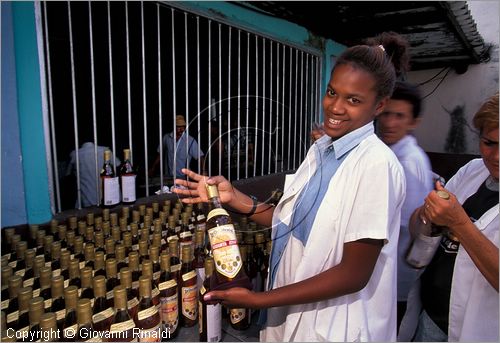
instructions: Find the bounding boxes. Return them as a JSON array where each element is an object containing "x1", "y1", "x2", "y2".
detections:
[
  {"x1": 104, "y1": 150, "x2": 112, "y2": 162},
  {"x1": 181, "y1": 212, "x2": 190, "y2": 225},
  {"x1": 34, "y1": 256, "x2": 46, "y2": 275},
  {"x1": 112, "y1": 226, "x2": 121, "y2": 241},
  {"x1": 153, "y1": 218, "x2": 162, "y2": 232},
  {"x1": 146, "y1": 208, "x2": 154, "y2": 219},
  {"x1": 113, "y1": 285, "x2": 127, "y2": 309},
  {"x1": 160, "y1": 252, "x2": 171, "y2": 272},
  {"x1": 64, "y1": 285, "x2": 79, "y2": 310},
  {"x1": 29, "y1": 297, "x2": 45, "y2": 325},
  {"x1": 95, "y1": 251, "x2": 105, "y2": 270},
  {"x1": 122, "y1": 206, "x2": 130, "y2": 219},
  {"x1": 77, "y1": 220, "x2": 87, "y2": 236},
  {"x1": 130, "y1": 222, "x2": 139, "y2": 236},
  {"x1": 139, "y1": 276, "x2": 152, "y2": 298},
  {"x1": 84, "y1": 243, "x2": 95, "y2": 260},
  {"x1": 58, "y1": 225, "x2": 67, "y2": 240},
  {"x1": 139, "y1": 204, "x2": 146, "y2": 216},
  {"x1": 115, "y1": 244, "x2": 125, "y2": 261},
  {"x1": 195, "y1": 229, "x2": 204, "y2": 245},
  {"x1": 103, "y1": 208, "x2": 110, "y2": 221},
  {"x1": 142, "y1": 260, "x2": 153, "y2": 278},
  {"x1": 106, "y1": 258, "x2": 117, "y2": 278},
  {"x1": 123, "y1": 148, "x2": 131, "y2": 160},
  {"x1": 122, "y1": 232, "x2": 132, "y2": 247},
  {"x1": 49, "y1": 219, "x2": 58, "y2": 233},
  {"x1": 86, "y1": 212, "x2": 94, "y2": 226},
  {"x1": 140, "y1": 228, "x2": 149, "y2": 241},
  {"x1": 139, "y1": 239, "x2": 148, "y2": 256},
  {"x1": 149, "y1": 246, "x2": 159, "y2": 263},
  {"x1": 95, "y1": 216, "x2": 103, "y2": 229},
  {"x1": 77, "y1": 298, "x2": 92, "y2": 325},
  {"x1": 181, "y1": 245, "x2": 191, "y2": 262},
  {"x1": 11, "y1": 234, "x2": 21, "y2": 249},
  {"x1": 69, "y1": 258, "x2": 80, "y2": 279},
  {"x1": 1, "y1": 267, "x2": 13, "y2": 285},
  {"x1": 51, "y1": 241, "x2": 61, "y2": 259},
  {"x1": 204, "y1": 256, "x2": 215, "y2": 277},
  {"x1": 206, "y1": 184, "x2": 220, "y2": 199},
  {"x1": 43, "y1": 235, "x2": 53, "y2": 251},
  {"x1": 39, "y1": 312, "x2": 57, "y2": 330},
  {"x1": 168, "y1": 240, "x2": 179, "y2": 255},
  {"x1": 30, "y1": 224, "x2": 39, "y2": 239},
  {"x1": 95, "y1": 231, "x2": 104, "y2": 247},
  {"x1": 68, "y1": 216, "x2": 78, "y2": 229},
  {"x1": 164, "y1": 199, "x2": 171, "y2": 207},
  {"x1": 255, "y1": 232, "x2": 265, "y2": 244},
  {"x1": 18, "y1": 287, "x2": 33, "y2": 312},
  {"x1": 103, "y1": 221, "x2": 111, "y2": 236},
  {"x1": 110, "y1": 213, "x2": 118, "y2": 227},
  {"x1": 61, "y1": 250, "x2": 71, "y2": 269},
  {"x1": 36, "y1": 230, "x2": 46, "y2": 246},
  {"x1": 81, "y1": 267, "x2": 92, "y2": 288},
  {"x1": 132, "y1": 210, "x2": 140, "y2": 224},
  {"x1": 152, "y1": 234, "x2": 162, "y2": 248},
  {"x1": 85, "y1": 226, "x2": 94, "y2": 242},
  {"x1": 105, "y1": 238, "x2": 115, "y2": 254},
  {"x1": 25, "y1": 249, "x2": 35, "y2": 267},
  {"x1": 8, "y1": 275, "x2": 23, "y2": 298},
  {"x1": 4, "y1": 228, "x2": 15, "y2": 244},
  {"x1": 119, "y1": 217, "x2": 127, "y2": 232},
  {"x1": 16, "y1": 241, "x2": 28, "y2": 258},
  {"x1": 51, "y1": 275, "x2": 64, "y2": 298},
  {"x1": 93, "y1": 275, "x2": 106, "y2": 297},
  {"x1": 128, "y1": 251, "x2": 139, "y2": 269},
  {"x1": 120, "y1": 267, "x2": 132, "y2": 288},
  {"x1": 74, "y1": 235, "x2": 84, "y2": 252}
]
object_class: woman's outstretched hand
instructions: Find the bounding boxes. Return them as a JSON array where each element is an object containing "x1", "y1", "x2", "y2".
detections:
[{"x1": 173, "y1": 168, "x2": 235, "y2": 204}]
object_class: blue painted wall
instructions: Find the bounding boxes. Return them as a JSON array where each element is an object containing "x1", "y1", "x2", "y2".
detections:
[
  {"x1": 1, "y1": 2, "x2": 28, "y2": 227},
  {"x1": 1, "y1": 1, "x2": 345, "y2": 227}
]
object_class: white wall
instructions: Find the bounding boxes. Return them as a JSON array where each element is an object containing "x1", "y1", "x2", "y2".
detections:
[{"x1": 408, "y1": 1, "x2": 499, "y2": 155}]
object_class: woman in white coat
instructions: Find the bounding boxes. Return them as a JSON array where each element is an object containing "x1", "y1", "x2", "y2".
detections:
[
  {"x1": 174, "y1": 32, "x2": 410, "y2": 342},
  {"x1": 400, "y1": 93, "x2": 499, "y2": 342}
]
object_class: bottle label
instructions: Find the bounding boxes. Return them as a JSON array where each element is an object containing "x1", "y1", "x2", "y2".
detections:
[
  {"x1": 206, "y1": 303, "x2": 222, "y2": 341},
  {"x1": 92, "y1": 307, "x2": 114, "y2": 324},
  {"x1": 137, "y1": 306, "x2": 159, "y2": 321},
  {"x1": 406, "y1": 233, "x2": 442, "y2": 268},
  {"x1": 196, "y1": 222, "x2": 206, "y2": 232},
  {"x1": 1, "y1": 299, "x2": 8, "y2": 310},
  {"x1": 170, "y1": 264, "x2": 181, "y2": 273},
  {"x1": 106, "y1": 290, "x2": 114, "y2": 300},
  {"x1": 152, "y1": 287, "x2": 160, "y2": 299},
  {"x1": 196, "y1": 268, "x2": 205, "y2": 291},
  {"x1": 7, "y1": 310, "x2": 19, "y2": 323},
  {"x1": 179, "y1": 232, "x2": 192, "y2": 239},
  {"x1": 160, "y1": 294, "x2": 178, "y2": 334},
  {"x1": 121, "y1": 175, "x2": 137, "y2": 202},
  {"x1": 64, "y1": 279, "x2": 70, "y2": 288},
  {"x1": 32, "y1": 288, "x2": 40, "y2": 297},
  {"x1": 137, "y1": 323, "x2": 161, "y2": 342},
  {"x1": 104, "y1": 177, "x2": 120, "y2": 206},
  {"x1": 23, "y1": 278, "x2": 34, "y2": 288},
  {"x1": 153, "y1": 271, "x2": 161, "y2": 281},
  {"x1": 167, "y1": 235, "x2": 178, "y2": 243},
  {"x1": 181, "y1": 284, "x2": 197, "y2": 320},
  {"x1": 64, "y1": 324, "x2": 78, "y2": 339},
  {"x1": 128, "y1": 297, "x2": 139, "y2": 310},
  {"x1": 207, "y1": 223, "x2": 243, "y2": 278},
  {"x1": 196, "y1": 214, "x2": 205, "y2": 222},
  {"x1": 109, "y1": 318, "x2": 135, "y2": 333},
  {"x1": 132, "y1": 281, "x2": 139, "y2": 290},
  {"x1": 19, "y1": 325, "x2": 29, "y2": 336},
  {"x1": 15, "y1": 269, "x2": 25, "y2": 277},
  {"x1": 44, "y1": 298, "x2": 52, "y2": 309},
  {"x1": 53, "y1": 269, "x2": 61, "y2": 277},
  {"x1": 158, "y1": 279, "x2": 177, "y2": 291},
  {"x1": 56, "y1": 308, "x2": 66, "y2": 321},
  {"x1": 230, "y1": 308, "x2": 247, "y2": 324},
  {"x1": 182, "y1": 270, "x2": 196, "y2": 282},
  {"x1": 8, "y1": 261, "x2": 17, "y2": 269}
]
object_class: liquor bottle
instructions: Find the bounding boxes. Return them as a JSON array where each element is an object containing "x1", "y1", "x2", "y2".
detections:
[
  {"x1": 205, "y1": 184, "x2": 252, "y2": 291},
  {"x1": 158, "y1": 252, "x2": 179, "y2": 340},
  {"x1": 14, "y1": 241, "x2": 28, "y2": 272},
  {"x1": 49, "y1": 241, "x2": 62, "y2": 278},
  {"x1": 94, "y1": 251, "x2": 106, "y2": 278},
  {"x1": 150, "y1": 246, "x2": 162, "y2": 284},
  {"x1": 29, "y1": 256, "x2": 45, "y2": 290},
  {"x1": 28, "y1": 225, "x2": 39, "y2": 249},
  {"x1": 77, "y1": 221, "x2": 86, "y2": 238},
  {"x1": 116, "y1": 244, "x2": 128, "y2": 272},
  {"x1": 198, "y1": 257, "x2": 221, "y2": 342},
  {"x1": 119, "y1": 149, "x2": 136, "y2": 205},
  {"x1": 406, "y1": 190, "x2": 451, "y2": 268},
  {"x1": 194, "y1": 203, "x2": 207, "y2": 232},
  {"x1": 122, "y1": 232, "x2": 133, "y2": 257},
  {"x1": 21, "y1": 249, "x2": 35, "y2": 282},
  {"x1": 101, "y1": 149, "x2": 120, "y2": 208},
  {"x1": 166, "y1": 216, "x2": 179, "y2": 243},
  {"x1": 66, "y1": 230, "x2": 76, "y2": 255},
  {"x1": 5, "y1": 275, "x2": 23, "y2": 319},
  {"x1": 106, "y1": 259, "x2": 120, "y2": 307},
  {"x1": 179, "y1": 213, "x2": 193, "y2": 262},
  {"x1": 92, "y1": 275, "x2": 114, "y2": 332},
  {"x1": 80, "y1": 267, "x2": 94, "y2": 306},
  {"x1": 38, "y1": 267, "x2": 53, "y2": 309},
  {"x1": 68, "y1": 258, "x2": 82, "y2": 289},
  {"x1": 9, "y1": 286, "x2": 32, "y2": 331},
  {"x1": 254, "y1": 233, "x2": 266, "y2": 292},
  {"x1": 26, "y1": 297, "x2": 45, "y2": 340},
  {"x1": 229, "y1": 246, "x2": 251, "y2": 331},
  {"x1": 84, "y1": 226, "x2": 94, "y2": 245},
  {"x1": 95, "y1": 216, "x2": 104, "y2": 232},
  {"x1": 138, "y1": 240, "x2": 150, "y2": 264},
  {"x1": 135, "y1": 277, "x2": 161, "y2": 342},
  {"x1": 168, "y1": 240, "x2": 181, "y2": 281},
  {"x1": 87, "y1": 212, "x2": 95, "y2": 227},
  {"x1": 43, "y1": 235, "x2": 53, "y2": 263},
  {"x1": 60, "y1": 250, "x2": 71, "y2": 281},
  {"x1": 58, "y1": 225, "x2": 68, "y2": 249},
  {"x1": 73, "y1": 236, "x2": 85, "y2": 263},
  {"x1": 49, "y1": 275, "x2": 66, "y2": 330},
  {"x1": 105, "y1": 237, "x2": 116, "y2": 259},
  {"x1": 84, "y1": 243, "x2": 95, "y2": 269},
  {"x1": 128, "y1": 252, "x2": 141, "y2": 290},
  {"x1": 39, "y1": 312, "x2": 59, "y2": 342},
  {"x1": 8, "y1": 234, "x2": 21, "y2": 263},
  {"x1": 62, "y1": 285, "x2": 78, "y2": 341},
  {"x1": 120, "y1": 267, "x2": 139, "y2": 319},
  {"x1": 94, "y1": 231, "x2": 105, "y2": 254},
  {"x1": 112, "y1": 226, "x2": 121, "y2": 245},
  {"x1": 180, "y1": 245, "x2": 197, "y2": 328},
  {"x1": 192, "y1": 228, "x2": 206, "y2": 291},
  {"x1": 34, "y1": 230, "x2": 46, "y2": 257},
  {"x1": 76, "y1": 298, "x2": 97, "y2": 342},
  {"x1": 1, "y1": 267, "x2": 13, "y2": 307},
  {"x1": 109, "y1": 286, "x2": 136, "y2": 342},
  {"x1": 141, "y1": 260, "x2": 160, "y2": 306}
]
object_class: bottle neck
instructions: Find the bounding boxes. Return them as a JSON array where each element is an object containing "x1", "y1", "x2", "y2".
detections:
[{"x1": 209, "y1": 196, "x2": 222, "y2": 209}]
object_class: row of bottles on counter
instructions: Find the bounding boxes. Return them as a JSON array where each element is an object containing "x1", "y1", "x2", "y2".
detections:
[
  {"x1": 101, "y1": 148, "x2": 137, "y2": 207},
  {"x1": 1, "y1": 193, "x2": 272, "y2": 342}
]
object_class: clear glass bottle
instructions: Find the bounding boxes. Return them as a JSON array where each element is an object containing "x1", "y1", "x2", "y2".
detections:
[
  {"x1": 120, "y1": 148, "x2": 137, "y2": 204},
  {"x1": 198, "y1": 257, "x2": 221, "y2": 342}
]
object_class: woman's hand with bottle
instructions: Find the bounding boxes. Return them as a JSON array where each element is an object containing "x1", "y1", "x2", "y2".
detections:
[{"x1": 173, "y1": 168, "x2": 235, "y2": 204}]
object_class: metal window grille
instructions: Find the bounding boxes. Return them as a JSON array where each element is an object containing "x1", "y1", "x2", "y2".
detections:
[{"x1": 38, "y1": 1, "x2": 322, "y2": 212}]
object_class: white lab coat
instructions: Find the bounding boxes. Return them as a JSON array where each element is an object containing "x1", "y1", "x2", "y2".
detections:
[
  {"x1": 398, "y1": 158, "x2": 499, "y2": 342},
  {"x1": 261, "y1": 132, "x2": 406, "y2": 342}
]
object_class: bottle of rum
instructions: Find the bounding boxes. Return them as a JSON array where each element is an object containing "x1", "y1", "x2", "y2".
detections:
[
  {"x1": 68, "y1": 258, "x2": 82, "y2": 289},
  {"x1": 120, "y1": 149, "x2": 137, "y2": 204},
  {"x1": 141, "y1": 260, "x2": 160, "y2": 306},
  {"x1": 106, "y1": 259, "x2": 120, "y2": 307},
  {"x1": 120, "y1": 267, "x2": 139, "y2": 319},
  {"x1": 116, "y1": 244, "x2": 128, "y2": 272},
  {"x1": 27, "y1": 297, "x2": 44, "y2": 340},
  {"x1": 180, "y1": 245, "x2": 197, "y2": 328},
  {"x1": 38, "y1": 267, "x2": 53, "y2": 310},
  {"x1": 94, "y1": 251, "x2": 106, "y2": 278},
  {"x1": 16, "y1": 287, "x2": 33, "y2": 334},
  {"x1": 101, "y1": 150, "x2": 120, "y2": 208},
  {"x1": 205, "y1": 184, "x2": 252, "y2": 291},
  {"x1": 76, "y1": 298, "x2": 96, "y2": 342},
  {"x1": 179, "y1": 213, "x2": 193, "y2": 262},
  {"x1": 158, "y1": 252, "x2": 179, "y2": 340},
  {"x1": 92, "y1": 275, "x2": 114, "y2": 332},
  {"x1": 192, "y1": 228, "x2": 206, "y2": 291},
  {"x1": 50, "y1": 275, "x2": 66, "y2": 330},
  {"x1": 5, "y1": 275, "x2": 23, "y2": 322},
  {"x1": 60, "y1": 250, "x2": 71, "y2": 282},
  {"x1": 109, "y1": 286, "x2": 136, "y2": 342},
  {"x1": 80, "y1": 267, "x2": 94, "y2": 306},
  {"x1": 135, "y1": 276, "x2": 161, "y2": 342},
  {"x1": 198, "y1": 257, "x2": 222, "y2": 342},
  {"x1": 128, "y1": 252, "x2": 141, "y2": 290},
  {"x1": 62, "y1": 285, "x2": 78, "y2": 341},
  {"x1": 168, "y1": 240, "x2": 181, "y2": 283},
  {"x1": 229, "y1": 246, "x2": 251, "y2": 331},
  {"x1": 39, "y1": 312, "x2": 59, "y2": 342}
]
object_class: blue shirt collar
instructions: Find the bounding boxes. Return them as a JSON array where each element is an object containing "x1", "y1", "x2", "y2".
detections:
[{"x1": 315, "y1": 121, "x2": 374, "y2": 159}]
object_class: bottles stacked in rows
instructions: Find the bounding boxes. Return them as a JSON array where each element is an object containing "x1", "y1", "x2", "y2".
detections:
[
  {"x1": 101, "y1": 148, "x2": 137, "y2": 208},
  {"x1": 1, "y1": 199, "x2": 273, "y2": 342}
]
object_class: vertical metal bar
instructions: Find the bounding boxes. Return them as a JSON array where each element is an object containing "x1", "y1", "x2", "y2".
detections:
[
  {"x1": 299, "y1": 51, "x2": 304, "y2": 163},
  {"x1": 253, "y1": 34, "x2": 258, "y2": 177},
  {"x1": 318, "y1": 56, "x2": 323, "y2": 129},
  {"x1": 218, "y1": 23, "x2": 222, "y2": 176},
  {"x1": 236, "y1": 30, "x2": 241, "y2": 180},
  {"x1": 196, "y1": 16, "x2": 201, "y2": 173},
  {"x1": 42, "y1": 2, "x2": 61, "y2": 212},
  {"x1": 184, "y1": 12, "x2": 189, "y2": 174},
  {"x1": 304, "y1": 53, "x2": 309, "y2": 151},
  {"x1": 293, "y1": 49, "x2": 298, "y2": 169},
  {"x1": 281, "y1": 44, "x2": 285, "y2": 173},
  {"x1": 125, "y1": 3, "x2": 133, "y2": 164},
  {"x1": 274, "y1": 43, "x2": 280, "y2": 173},
  {"x1": 88, "y1": 1, "x2": 99, "y2": 206},
  {"x1": 107, "y1": 1, "x2": 117, "y2": 173},
  {"x1": 207, "y1": 20, "x2": 211, "y2": 176},
  {"x1": 141, "y1": 2, "x2": 149, "y2": 196},
  {"x1": 171, "y1": 8, "x2": 176, "y2": 183},
  {"x1": 157, "y1": 4, "x2": 163, "y2": 193},
  {"x1": 261, "y1": 38, "x2": 265, "y2": 176},
  {"x1": 268, "y1": 40, "x2": 272, "y2": 175},
  {"x1": 227, "y1": 27, "x2": 232, "y2": 181},
  {"x1": 288, "y1": 46, "x2": 292, "y2": 171},
  {"x1": 245, "y1": 32, "x2": 250, "y2": 179},
  {"x1": 67, "y1": 1, "x2": 81, "y2": 209}
]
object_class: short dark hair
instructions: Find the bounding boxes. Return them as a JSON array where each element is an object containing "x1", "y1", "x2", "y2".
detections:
[{"x1": 390, "y1": 81, "x2": 422, "y2": 119}]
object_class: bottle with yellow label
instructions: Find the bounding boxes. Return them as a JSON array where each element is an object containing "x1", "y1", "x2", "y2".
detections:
[
  {"x1": 158, "y1": 252, "x2": 179, "y2": 340},
  {"x1": 180, "y1": 245, "x2": 197, "y2": 328},
  {"x1": 62, "y1": 286, "x2": 78, "y2": 341},
  {"x1": 92, "y1": 275, "x2": 114, "y2": 333},
  {"x1": 109, "y1": 286, "x2": 136, "y2": 342},
  {"x1": 134, "y1": 276, "x2": 161, "y2": 342},
  {"x1": 205, "y1": 184, "x2": 252, "y2": 291},
  {"x1": 198, "y1": 257, "x2": 221, "y2": 342}
]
